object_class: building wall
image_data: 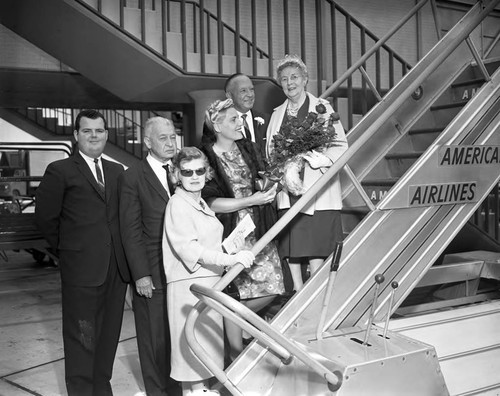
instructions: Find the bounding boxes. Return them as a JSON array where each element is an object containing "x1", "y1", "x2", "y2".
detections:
[{"x1": 0, "y1": 24, "x2": 74, "y2": 72}]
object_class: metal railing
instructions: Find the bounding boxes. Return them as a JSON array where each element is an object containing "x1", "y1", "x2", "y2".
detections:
[
  {"x1": 187, "y1": 284, "x2": 342, "y2": 395},
  {"x1": 79, "y1": 0, "x2": 413, "y2": 122},
  {"x1": 472, "y1": 184, "x2": 500, "y2": 241},
  {"x1": 16, "y1": 108, "x2": 156, "y2": 159}
]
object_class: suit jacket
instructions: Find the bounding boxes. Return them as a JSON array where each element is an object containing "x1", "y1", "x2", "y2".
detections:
[
  {"x1": 249, "y1": 110, "x2": 270, "y2": 158},
  {"x1": 119, "y1": 159, "x2": 169, "y2": 288},
  {"x1": 35, "y1": 153, "x2": 130, "y2": 287}
]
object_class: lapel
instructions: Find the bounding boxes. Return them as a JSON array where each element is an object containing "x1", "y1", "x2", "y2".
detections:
[
  {"x1": 251, "y1": 111, "x2": 267, "y2": 142},
  {"x1": 176, "y1": 188, "x2": 215, "y2": 217},
  {"x1": 142, "y1": 159, "x2": 169, "y2": 202},
  {"x1": 74, "y1": 153, "x2": 106, "y2": 201},
  {"x1": 266, "y1": 101, "x2": 288, "y2": 156}
]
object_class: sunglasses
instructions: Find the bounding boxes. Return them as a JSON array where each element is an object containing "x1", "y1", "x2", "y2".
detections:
[{"x1": 179, "y1": 167, "x2": 207, "y2": 177}]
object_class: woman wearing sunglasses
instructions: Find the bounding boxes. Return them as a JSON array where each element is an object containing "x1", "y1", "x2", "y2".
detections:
[
  {"x1": 162, "y1": 146, "x2": 254, "y2": 396},
  {"x1": 200, "y1": 98, "x2": 285, "y2": 361}
]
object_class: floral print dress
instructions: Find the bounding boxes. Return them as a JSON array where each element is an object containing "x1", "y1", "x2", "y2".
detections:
[{"x1": 216, "y1": 147, "x2": 285, "y2": 299}]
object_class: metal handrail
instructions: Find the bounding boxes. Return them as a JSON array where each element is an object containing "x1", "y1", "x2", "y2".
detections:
[
  {"x1": 79, "y1": 0, "x2": 412, "y2": 85},
  {"x1": 178, "y1": 0, "x2": 269, "y2": 59},
  {"x1": 185, "y1": 1, "x2": 500, "y2": 393},
  {"x1": 0, "y1": 142, "x2": 73, "y2": 157},
  {"x1": 321, "y1": 0, "x2": 431, "y2": 100},
  {"x1": 17, "y1": 107, "x2": 148, "y2": 160},
  {"x1": 186, "y1": 284, "x2": 343, "y2": 394}
]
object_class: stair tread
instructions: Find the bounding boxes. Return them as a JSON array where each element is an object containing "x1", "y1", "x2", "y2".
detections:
[
  {"x1": 362, "y1": 177, "x2": 399, "y2": 186},
  {"x1": 409, "y1": 127, "x2": 443, "y2": 134},
  {"x1": 385, "y1": 151, "x2": 424, "y2": 159},
  {"x1": 451, "y1": 77, "x2": 487, "y2": 88},
  {"x1": 431, "y1": 101, "x2": 468, "y2": 110},
  {"x1": 341, "y1": 206, "x2": 371, "y2": 214}
]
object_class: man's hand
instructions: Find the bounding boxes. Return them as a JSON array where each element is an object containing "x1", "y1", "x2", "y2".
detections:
[{"x1": 135, "y1": 276, "x2": 155, "y2": 298}]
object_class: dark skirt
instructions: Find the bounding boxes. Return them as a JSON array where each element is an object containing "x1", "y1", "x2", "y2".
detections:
[{"x1": 277, "y1": 208, "x2": 343, "y2": 259}]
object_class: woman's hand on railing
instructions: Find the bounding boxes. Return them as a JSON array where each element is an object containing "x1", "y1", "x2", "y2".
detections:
[{"x1": 230, "y1": 250, "x2": 255, "y2": 268}]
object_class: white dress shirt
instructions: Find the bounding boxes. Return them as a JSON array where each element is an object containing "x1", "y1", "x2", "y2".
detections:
[
  {"x1": 237, "y1": 110, "x2": 255, "y2": 142},
  {"x1": 79, "y1": 151, "x2": 105, "y2": 185}
]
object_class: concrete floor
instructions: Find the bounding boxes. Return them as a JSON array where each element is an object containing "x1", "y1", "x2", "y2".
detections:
[{"x1": 0, "y1": 249, "x2": 146, "y2": 396}]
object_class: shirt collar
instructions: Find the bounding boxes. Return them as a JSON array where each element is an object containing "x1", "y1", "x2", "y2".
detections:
[
  {"x1": 79, "y1": 151, "x2": 101, "y2": 163},
  {"x1": 147, "y1": 153, "x2": 171, "y2": 169},
  {"x1": 237, "y1": 110, "x2": 253, "y2": 119},
  {"x1": 175, "y1": 187, "x2": 214, "y2": 215}
]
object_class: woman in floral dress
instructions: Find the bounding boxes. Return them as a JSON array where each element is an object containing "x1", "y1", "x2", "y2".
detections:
[{"x1": 200, "y1": 98, "x2": 285, "y2": 360}]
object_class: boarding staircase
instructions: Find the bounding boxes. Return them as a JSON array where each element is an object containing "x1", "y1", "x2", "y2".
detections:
[{"x1": 184, "y1": 2, "x2": 500, "y2": 395}]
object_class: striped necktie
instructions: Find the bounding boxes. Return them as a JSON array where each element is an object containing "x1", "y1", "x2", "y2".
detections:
[
  {"x1": 94, "y1": 158, "x2": 105, "y2": 195},
  {"x1": 162, "y1": 164, "x2": 174, "y2": 197},
  {"x1": 241, "y1": 114, "x2": 252, "y2": 140}
]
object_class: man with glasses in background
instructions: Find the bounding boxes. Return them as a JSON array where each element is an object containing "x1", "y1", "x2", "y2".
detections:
[{"x1": 119, "y1": 116, "x2": 180, "y2": 396}]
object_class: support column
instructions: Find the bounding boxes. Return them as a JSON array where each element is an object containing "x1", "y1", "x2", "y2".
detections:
[{"x1": 188, "y1": 89, "x2": 225, "y2": 146}]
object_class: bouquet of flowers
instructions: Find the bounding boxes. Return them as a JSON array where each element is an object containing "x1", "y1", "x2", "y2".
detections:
[{"x1": 263, "y1": 101, "x2": 342, "y2": 196}]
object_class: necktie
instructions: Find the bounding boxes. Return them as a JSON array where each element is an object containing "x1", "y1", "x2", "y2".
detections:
[
  {"x1": 241, "y1": 114, "x2": 252, "y2": 140},
  {"x1": 162, "y1": 164, "x2": 174, "y2": 197},
  {"x1": 94, "y1": 158, "x2": 105, "y2": 196}
]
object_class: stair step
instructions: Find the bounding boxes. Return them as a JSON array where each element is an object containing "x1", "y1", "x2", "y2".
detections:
[
  {"x1": 390, "y1": 300, "x2": 500, "y2": 396},
  {"x1": 451, "y1": 77, "x2": 486, "y2": 88},
  {"x1": 431, "y1": 101, "x2": 468, "y2": 111},
  {"x1": 385, "y1": 151, "x2": 423, "y2": 160},
  {"x1": 341, "y1": 206, "x2": 371, "y2": 215},
  {"x1": 361, "y1": 178, "x2": 399, "y2": 187},
  {"x1": 408, "y1": 127, "x2": 443, "y2": 135}
]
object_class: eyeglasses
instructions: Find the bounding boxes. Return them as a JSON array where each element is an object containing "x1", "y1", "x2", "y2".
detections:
[{"x1": 179, "y1": 167, "x2": 206, "y2": 177}]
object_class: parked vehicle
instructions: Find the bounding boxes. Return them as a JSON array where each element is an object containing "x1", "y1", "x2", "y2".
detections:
[{"x1": 0, "y1": 142, "x2": 71, "y2": 265}]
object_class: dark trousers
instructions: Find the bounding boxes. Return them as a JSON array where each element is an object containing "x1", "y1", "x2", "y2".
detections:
[
  {"x1": 61, "y1": 259, "x2": 127, "y2": 396},
  {"x1": 133, "y1": 287, "x2": 178, "y2": 396}
]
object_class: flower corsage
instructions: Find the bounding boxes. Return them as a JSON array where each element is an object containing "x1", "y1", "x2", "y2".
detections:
[{"x1": 254, "y1": 116, "x2": 265, "y2": 126}]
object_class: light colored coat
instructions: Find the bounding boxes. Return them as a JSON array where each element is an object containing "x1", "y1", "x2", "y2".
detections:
[
  {"x1": 162, "y1": 188, "x2": 224, "y2": 284},
  {"x1": 265, "y1": 92, "x2": 348, "y2": 215}
]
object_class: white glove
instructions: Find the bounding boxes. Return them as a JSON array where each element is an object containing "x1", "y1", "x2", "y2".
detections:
[
  {"x1": 231, "y1": 250, "x2": 255, "y2": 268},
  {"x1": 199, "y1": 249, "x2": 237, "y2": 267},
  {"x1": 199, "y1": 249, "x2": 254, "y2": 268},
  {"x1": 303, "y1": 150, "x2": 333, "y2": 169}
]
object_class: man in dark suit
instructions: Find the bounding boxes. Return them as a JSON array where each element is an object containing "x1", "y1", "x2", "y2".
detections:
[
  {"x1": 225, "y1": 73, "x2": 270, "y2": 157},
  {"x1": 119, "y1": 117, "x2": 179, "y2": 396},
  {"x1": 35, "y1": 109, "x2": 130, "y2": 396}
]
